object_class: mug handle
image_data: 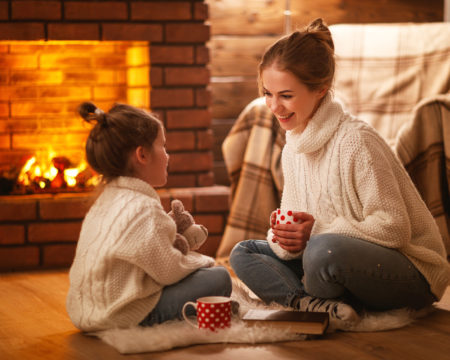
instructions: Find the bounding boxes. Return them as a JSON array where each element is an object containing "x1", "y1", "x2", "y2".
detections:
[{"x1": 182, "y1": 301, "x2": 198, "y2": 328}]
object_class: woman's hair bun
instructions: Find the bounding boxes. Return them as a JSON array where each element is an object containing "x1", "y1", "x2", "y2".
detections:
[
  {"x1": 307, "y1": 18, "x2": 328, "y2": 32},
  {"x1": 305, "y1": 18, "x2": 334, "y2": 50}
]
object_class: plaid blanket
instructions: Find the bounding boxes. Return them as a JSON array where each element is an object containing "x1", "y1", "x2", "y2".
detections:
[
  {"x1": 217, "y1": 23, "x2": 450, "y2": 257},
  {"x1": 216, "y1": 98, "x2": 285, "y2": 257},
  {"x1": 395, "y1": 94, "x2": 450, "y2": 255},
  {"x1": 332, "y1": 22, "x2": 450, "y2": 146}
]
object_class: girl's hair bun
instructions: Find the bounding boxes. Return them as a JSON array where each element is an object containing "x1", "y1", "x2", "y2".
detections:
[{"x1": 78, "y1": 101, "x2": 106, "y2": 125}]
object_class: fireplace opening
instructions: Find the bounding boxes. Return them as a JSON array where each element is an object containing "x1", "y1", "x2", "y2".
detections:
[{"x1": 0, "y1": 40, "x2": 150, "y2": 195}]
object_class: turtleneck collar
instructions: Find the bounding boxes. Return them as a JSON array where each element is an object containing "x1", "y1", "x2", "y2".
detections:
[{"x1": 286, "y1": 93, "x2": 344, "y2": 154}]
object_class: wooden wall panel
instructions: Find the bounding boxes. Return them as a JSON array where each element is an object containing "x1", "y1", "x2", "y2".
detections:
[
  {"x1": 211, "y1": 80, "x2": 259, "y2": 119},
  {"x1": 208, "y1": 0, "x2": 285, "y2": 35},
  {"x1": 209, "y1": 35, "x2": 275, "y2": 77}
]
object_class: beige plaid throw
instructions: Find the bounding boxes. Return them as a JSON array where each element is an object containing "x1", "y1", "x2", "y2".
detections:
[
  {"x1": 395, "y1": 94, "x2": 450, "y2": 255},
  {"x1": 218, "y1": 23, "x2": 450, "y2": 257},
  {"x1": 332, "y1": 22, "x2": 450, "y2": 146},
  {"x1": 216, "y1": 98, "x2": 285, "y2": 257}
]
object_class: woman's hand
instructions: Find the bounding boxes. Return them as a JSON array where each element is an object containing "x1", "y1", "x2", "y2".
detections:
[{"x1": 272, "y1": 212, "x2": 315, "y2": 253}]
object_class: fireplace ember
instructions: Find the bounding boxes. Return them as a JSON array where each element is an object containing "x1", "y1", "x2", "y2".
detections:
[{"x1": 6, "y1": 154, "x2": 99, "y2": 195}]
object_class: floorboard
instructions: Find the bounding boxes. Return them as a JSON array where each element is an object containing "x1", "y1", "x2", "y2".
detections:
[{"x1": 0, "y1": 270, "x2": 449, "y2": 360}]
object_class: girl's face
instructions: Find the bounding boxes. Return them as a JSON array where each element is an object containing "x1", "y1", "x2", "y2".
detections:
[
  {"x1": 136, "y1": 127, "x2": 169, "y2": 188},
  {"x1": 261, "y1": 65, "x2": 326, "y2": 132}
]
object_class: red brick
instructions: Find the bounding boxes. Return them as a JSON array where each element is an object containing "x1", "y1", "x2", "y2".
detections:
[
  {"x1": 167, "y1": 187, "x2": 196, "y2": 212},
  {"x1": 48, "y1": 23, "x2": 100, "y2": 40},
  {"x1": 28, "y1": 222, "x2": 82, "y2": 243},
  {"x1": 194, "y1": 185, "x2": 230, "y2": 212},
  {"x1": 195, "y1": 88, "x2": 211, "y2": 107},
  {"x1": 0, "y1": 246, "x2": 40, "y2": 271},
  {"x1": 0, "y1": 2, "x2": 7, "y2": 20},
  {"x1": 65, "y1": 1, "x2": 127, "y2": 20},
  {"x1": 195, "y1": 45, "x2": 209, "y2": 64},
  {"x1": 166, "y1": 109, "x2": 211, "y2": 129},
  {"x1": 150, "y1": 67, "x2": 163, "y2": 87},
  {"x1": 198, "y1": 234, "x2": 221, "y2": 257},
  {"x1": 39, "y1": 194, "x2": 95, "y2": 220},
  {"x1": 103, "y1": 24, "x2": 163, "y2": 41},
  {"x1": 196, "y1": 129, "x2": 213, "y2": 150},
  {"x1": 168, "y1": 152, "x2": 213, "y2": 172},
  {"x1": 151, "y1": 88, "x2": 194, "y2": 108},
  {"x1": 0, "y1": 133, "x2": 10, "y2": 149},
  {"x1": 194, "y1": 214, "x2": 224, "y2": 234},
  {"x1": 166, "y1": 131, "x2": 196, "y2": 151},
  {"x1": 131, "y1": 2, "x2": 191, "y2": 20},
  {"x1": 42, "y1": 243, "x2": 76, "y2": 268},
  {"x1": 165, "y1": 67, "x2": 209, "y2": 86},
  {"x1": 151, "y1": 46, "x2": 194, "y2": 65},
  {"x1": 197, "y1": 171, "x2": 215, "y2": 186},
  {"x1": 194, "y1": 2, "x2": 208, "y2": 20},
  {"x1": 0, "y1": 225, "x2": 25, "y2": 245},
  {"x1": 12, "y1": 1, "x2": 61, "y2": 20},
  {"x1": 0, "y1": 23, "x2": 45, "y2": 40},
  {"x1": 0, "y1": 198, "x2": 37, "y2": 221},
  {"x1": 165, "y1": 174, "x2": 196, "y2": 188},
  {"x1": 166, "y1": 24, "x2": 210, "y2": 43}
]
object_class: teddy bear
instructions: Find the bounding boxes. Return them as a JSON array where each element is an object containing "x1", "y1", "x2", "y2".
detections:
[{"x1": 168, "y1": 199, "x2": 208, "y2": 255}]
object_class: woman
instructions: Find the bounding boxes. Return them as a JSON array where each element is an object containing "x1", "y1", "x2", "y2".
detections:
[{"x1": 229, "y1": 18, "x2": 450, "y2": 322}]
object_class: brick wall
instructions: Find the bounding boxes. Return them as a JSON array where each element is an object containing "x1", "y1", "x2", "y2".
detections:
[
  {"x1": 0, "y1": 186, "x2": 229, "y2": 271},
  {"x1": 0, "y1": 1, "x2": 232, "y2": 271},
  {"x1": 0, "y1": 0, "x2": 214, "y2": 188}
]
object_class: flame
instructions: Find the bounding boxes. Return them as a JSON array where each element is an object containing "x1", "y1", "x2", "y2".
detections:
[{"x1": 16, "y1": 153, "x2": 98, "y2": 193}]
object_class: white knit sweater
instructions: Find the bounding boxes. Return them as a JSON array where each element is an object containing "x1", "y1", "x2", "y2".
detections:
[
  {"x1": 66, "y1": 177, "x2": 215, "y2": 332},
  {"x1": 268, "y1": 94, "x2": 450, "y2": 300}
]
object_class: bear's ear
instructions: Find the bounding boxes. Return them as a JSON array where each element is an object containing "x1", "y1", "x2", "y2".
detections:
[{"x1": 171, "y1": 199, "x2": 184, "y2": 213}]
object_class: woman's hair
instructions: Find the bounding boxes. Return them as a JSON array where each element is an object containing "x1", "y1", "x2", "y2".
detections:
[
  {"x1": 258, "y1": 18, "x2": 335, "y2": 93},
  {"x1": 78, "y1": 102, "x2": 162, "y2": 182}
]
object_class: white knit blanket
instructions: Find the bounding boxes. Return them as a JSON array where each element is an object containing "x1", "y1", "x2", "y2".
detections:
[{"x1": 92, "y1": 279, "x2": 433, "y2": 354}]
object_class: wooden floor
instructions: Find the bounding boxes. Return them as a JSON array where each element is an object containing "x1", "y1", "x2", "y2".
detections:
[{"x1": 1, "y1": 269, "x2": 449, "y2": 360}]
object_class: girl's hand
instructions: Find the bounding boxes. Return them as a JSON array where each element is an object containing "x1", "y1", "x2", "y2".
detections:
[{"x1": 272, "y1": 212, "x2": 315, "y2": 253}]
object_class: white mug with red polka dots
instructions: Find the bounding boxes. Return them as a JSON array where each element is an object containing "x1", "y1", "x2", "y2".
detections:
[
  {"x1": 275, "y1": 208, "x2": 301, "y2": 225},
  {"x1": 182, "y1": 296, "x2": 232, "y2": 331}
]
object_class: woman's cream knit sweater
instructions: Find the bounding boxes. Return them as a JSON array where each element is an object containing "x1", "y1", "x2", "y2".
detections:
[
  {"x1": 268, "y1": 94, "x2": 450, "y2": 300},
  {"x1": 66, "y1": 177, "x2": 215, "y2": 332}
]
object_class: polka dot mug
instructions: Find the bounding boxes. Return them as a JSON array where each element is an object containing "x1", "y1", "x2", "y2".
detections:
[
  {"x1": 275, "y1": 208, "x2": 301, "y2": 225},
  {"x1": 182, "y1": 296, "x2": 232, "y2": 331}
]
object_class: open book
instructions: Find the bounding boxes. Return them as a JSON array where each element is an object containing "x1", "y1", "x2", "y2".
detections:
[{"x1": 242, "y1": 309, "x2": 329, "y2": 335}]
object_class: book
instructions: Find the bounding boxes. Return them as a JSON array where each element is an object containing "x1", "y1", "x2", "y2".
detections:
[{"x1": 242, "y1": 309, "x2": 329, "y2": 335}]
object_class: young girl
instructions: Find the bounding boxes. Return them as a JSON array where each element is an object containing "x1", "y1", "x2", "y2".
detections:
[
  {"x1": 66, "y1": 102, "x2": 231, "y2": 332},
  {"x1": 229, "y1": 19, "x2": 450, "y2": 322}
]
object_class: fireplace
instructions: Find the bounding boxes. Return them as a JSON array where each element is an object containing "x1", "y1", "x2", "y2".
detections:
[
  {"x1": 1, "y1": 40, "x2": 150, "y2": 195},
  {"x1": 0, "y1": 0, "x2": 230, "y2": 271}
]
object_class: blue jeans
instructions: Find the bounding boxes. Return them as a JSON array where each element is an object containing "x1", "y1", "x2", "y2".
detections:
[
  {"x1": 140, "y1": 266, "x2": 232, "y2": 326},
  {"x1": 229, "y1": 234, "x2": 436, "y2": 311}
]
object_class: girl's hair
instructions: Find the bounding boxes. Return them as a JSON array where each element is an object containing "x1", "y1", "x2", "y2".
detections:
[
  {"x1": 78, "y1": 102, "x2": 162, "y2": 182},
  {"x1": 258, "y1": 18, "x2": 335, "y2": 93}
]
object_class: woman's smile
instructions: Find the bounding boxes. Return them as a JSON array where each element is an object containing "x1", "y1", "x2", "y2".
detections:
[{"x1": 277, "y1": 113, "x2": 295, "y2": 123}]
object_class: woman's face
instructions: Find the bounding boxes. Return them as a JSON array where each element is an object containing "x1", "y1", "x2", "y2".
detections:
[{"x1": 261, "y1": 65, "x2": 326, "y2": 132}]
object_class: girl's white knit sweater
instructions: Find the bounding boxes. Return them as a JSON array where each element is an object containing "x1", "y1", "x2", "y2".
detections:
[
  {"x1": 66, "y1": 177, "x2": 215, "y2": 332},
  {"x1": 268, "y1": 94, "x2": 450, "y2": 300}
]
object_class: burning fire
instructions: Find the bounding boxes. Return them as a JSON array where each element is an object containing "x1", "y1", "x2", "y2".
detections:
[{"x1": 15, "y1": 151, "x2": 99, "y2": 194}]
